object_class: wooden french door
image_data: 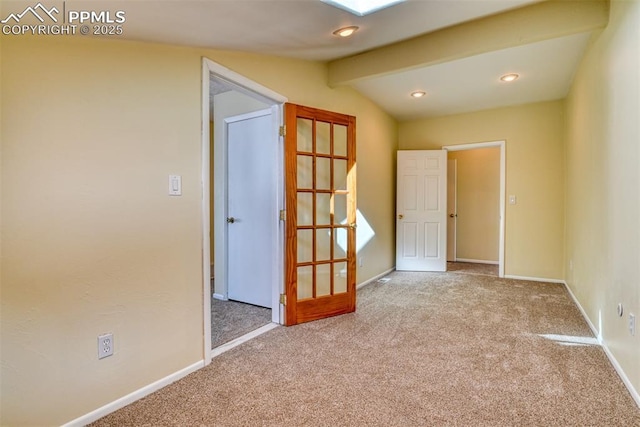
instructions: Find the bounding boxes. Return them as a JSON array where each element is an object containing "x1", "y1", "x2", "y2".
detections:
[{"x1": 284, "y1": 103, "x2": 356, "y2": 326}]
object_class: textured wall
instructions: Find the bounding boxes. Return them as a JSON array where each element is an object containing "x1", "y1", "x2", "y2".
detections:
[
  {"x1": 399, "y1": 100, "x2": 565, "y2": 280},
  {"x1": 0, "y1": 36, "x2": 398, "y2": 425},
  {"x1": 449, "y1": 147, "x2": 500, "y2": 263},
  {"x1": 564, "y1": 0, "x2": 640, "y2": 399}
]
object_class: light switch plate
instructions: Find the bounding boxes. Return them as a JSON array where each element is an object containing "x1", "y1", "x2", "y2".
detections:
[
  {"x1": 169, "y1": 175, "x2": 182, "y2": 196},
  {"x1": 509, "y1": 195, "x2": 517, "y2": 205}
]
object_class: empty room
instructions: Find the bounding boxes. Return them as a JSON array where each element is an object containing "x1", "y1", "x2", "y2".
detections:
[{"x1": 1, "y1": 0, "x2": 639, "y2": 425}]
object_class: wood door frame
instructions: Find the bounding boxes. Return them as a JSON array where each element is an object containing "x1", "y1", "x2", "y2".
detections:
[
  {"x1": 442, "y1": 140, "x2": 505, "y2": 278},
  {"x1": 201, "y1": 58, "x2": 287, "y2": 364}
]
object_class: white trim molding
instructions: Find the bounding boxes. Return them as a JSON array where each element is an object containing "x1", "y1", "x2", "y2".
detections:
[
  {"x1": 357, "y1": 268, "x2": 396, "y2": 290},
  {"x1": 563, "y1": 282, "x2": 640, "y2": 408},
  {"x1": 201, "y1": 59, "x2": 213, "y2": 363},
  {"x1": 442, "y1": 140, "x2": 505, "y2": 278},
  {"x1": 211, "y1": 323, "x2": 279, "y2": 360},
  {"x1": 62, "y1": 361, "x2": 205, "y2": 427},
  {"x1": 204, "y1": 58, "x2": 287, "y2": 105},
  {"x1": 455, "y1": 258, "x2": 498, "y2": 265},
  {"x1": 202, "y1": 57, "x2": 288, "y2": 363},
  {"x1": 503, "y1": 274, "x2": 565, "y2": 284}
]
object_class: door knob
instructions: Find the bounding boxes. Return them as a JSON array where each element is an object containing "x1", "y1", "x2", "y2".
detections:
[
  {"x1": 349, "y1": 223, "x2": 357, "y2": 230},
  {"x1": 398, "y1": 214, "x2": 404, "y2": 219},
  {"x1": 226, "y1": 217, "x2": 235, "y2": 223},
  {"x1": 449, "y1": 214, "x2": 457, "y2": 218}
]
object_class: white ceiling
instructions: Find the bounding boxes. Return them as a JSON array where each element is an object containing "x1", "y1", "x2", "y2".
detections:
[
  {"x1": 352, "y1": 32, "x2": 593, "y2": 120},
  {"x1": 97, "y1": 0, "x2": 540, "y2": 61},
  {"x1": 69, "y1": 0, "x2": 599, "y2": 120}
]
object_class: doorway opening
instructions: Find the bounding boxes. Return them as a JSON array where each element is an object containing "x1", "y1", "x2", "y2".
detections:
[
  {"x1": 201, "y1": 59, "x2": 287, "y2": 362},
  {"x1": 443, "y1": 141, "x2": 505, "y2": 278}
]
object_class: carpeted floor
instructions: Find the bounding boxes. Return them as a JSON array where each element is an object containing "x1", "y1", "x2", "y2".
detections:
[
  {"x1": 211, "y1": 263, "x2": 487, "y2": 349},
  {"x1": 211, "y1": 298, "x2": 272, "y2": 349},
  {"x1": 93, "y1": 271, "x2": 640, "y2": 426},
  {"x1": 447, "y1": 261, "x2": 498, "y2": 276}
]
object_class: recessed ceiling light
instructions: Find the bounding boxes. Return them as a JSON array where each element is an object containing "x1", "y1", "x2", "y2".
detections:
[
  {"x1": 333, "y1": 26, "x2": 359, "y2": 37},
  {"x1": 411, "y1": 91, "x2": 426, "y2": 98},
  {"x1": 322, "y1": 0, "x2": 406, "y2": 16},
  {"x1": 500, "y1": 73, "x2": 519, "y2": 82}
]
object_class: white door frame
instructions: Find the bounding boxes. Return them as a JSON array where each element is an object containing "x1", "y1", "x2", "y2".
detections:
[
  {"x1": 442, "y1": 141, "x2": 505, "y2": 278},
  {"x1": 446, "y1": 158, "x2": 457, "y2": 262},
  {"x1": 201, "y1": 58, "x2": 287, "y2": 364}
]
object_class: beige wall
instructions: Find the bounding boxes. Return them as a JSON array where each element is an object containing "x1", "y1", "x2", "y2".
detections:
[
  {"x1": 0, "y1": 36, "x2": 397, "y2": 425},
  {"x1": 449, "y1": 147, "x2": 500, "y2": 263},
  {"x1": 399, "y1": 100, "x2": 565, "y2": 279},
  {"x1": 564, "y1": 0, "x2": 640, "y2": 396}
]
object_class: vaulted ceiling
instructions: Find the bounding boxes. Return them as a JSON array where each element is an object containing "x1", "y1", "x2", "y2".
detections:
[{"x1": 81, "y1": 0, "x2": 609, "y2": 120}]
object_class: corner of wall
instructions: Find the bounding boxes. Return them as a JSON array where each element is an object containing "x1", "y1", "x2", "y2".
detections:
[{"x1": 562, "y1": 0, "x2": 640, "y2": 404}]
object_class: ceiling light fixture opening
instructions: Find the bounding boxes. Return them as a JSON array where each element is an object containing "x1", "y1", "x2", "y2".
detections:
[
  {"x1": 411, "y1": 91, "x2": 426, "y2": 98},
  {"x1": 500, "y1": 73, "x2": 520, "y2": 82},
  {"x1": 322, "y1": 0, "x2": 406, "y2": 16},
  {"x1": 333, "y1": 26, "x2": 359, "y2": 37}
]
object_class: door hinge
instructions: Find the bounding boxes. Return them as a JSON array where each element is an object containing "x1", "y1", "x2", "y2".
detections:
[
  {"x1": 279, "y1": 125, "x2": 286, "y2": 137},
  {"x1": 279, "y1": 209, "x2": 286, "y2": 221},
  {"x1": 279, "y1": 293, "x2": 287, "y2": 305}
]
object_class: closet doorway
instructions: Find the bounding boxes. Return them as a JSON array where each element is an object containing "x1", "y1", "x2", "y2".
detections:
[{"x1": 202, "y1": 59, "x2": 287, "y2": 359}]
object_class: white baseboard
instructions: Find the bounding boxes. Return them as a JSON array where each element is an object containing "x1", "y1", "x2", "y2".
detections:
[
  {"x1": 600, "y1": 339, "x2": 640, "y2": 408},
  {"x1": 562, "y1": 281, "x2": 640, "y2": 408},
  {"x1": 213, "y1": 293, "x2": 227, "y2": 301},
  {"x1": 454, "y1": 258, "x2": 498, "y2": 265},
  {"x1": 211, "y1": 323, "x2": 279, "y2": 360},
  {"x1": 62, "y1": 360, "x2": 205, "y2": 427},
  {"x1": 357, "y1": 268, "x2": 396, "y2": 290},
  {"x1": 503, "y1": 274, "x2": 565, "y2": 284},
  {"x1": 562, "y1": 281, "x2": 600, "y2": 339},
  {"x1": 60, "y1": 272, "x2": 639, "y2": 426}
]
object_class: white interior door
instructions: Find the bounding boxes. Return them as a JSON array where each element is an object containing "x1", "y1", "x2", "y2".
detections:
[
  {"x1": 447, "y1": 158, "x2": 457, "y2": 262},
  {"x1": 396, "y1": 150, "x2": 447, "y2": 271},
  {"x1": 227, "y1": 109, "x2": 274, "y2": 307}
]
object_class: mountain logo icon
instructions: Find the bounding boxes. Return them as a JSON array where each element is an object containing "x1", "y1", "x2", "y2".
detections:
[{"x1": 1, "y1": 3, "x2": 59, "y2": 24}]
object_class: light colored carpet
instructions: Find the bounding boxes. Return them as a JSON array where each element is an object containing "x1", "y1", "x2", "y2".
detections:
[
  {"x1": 211, "y1": 298, "x2": 271, "y2": 349},
  {"x1": 447, "y1": 261, "x2": 498, "y2": 276},
  {"x1": 92, "y1": 271, "x2": 640, "y2": 426}
]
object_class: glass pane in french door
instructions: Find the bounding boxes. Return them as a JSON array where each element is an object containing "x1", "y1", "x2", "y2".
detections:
[
  {"x1": 285, "y1": 102, "x2": 356, "y2": 326},
  {"x1": 295, "y1": 117, "x2": 351, "y2": 301}
]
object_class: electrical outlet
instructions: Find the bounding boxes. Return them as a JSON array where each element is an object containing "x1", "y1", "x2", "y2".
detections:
[
  {"x1": 98, "y1": 333, "x2": 114, "y2": 359},
  {"x1": 359, "y1": 257, "x2": 363, "y2": 267},
  {"x1": 629, "y1": 314, "x2": 636, "y2": 337}
]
